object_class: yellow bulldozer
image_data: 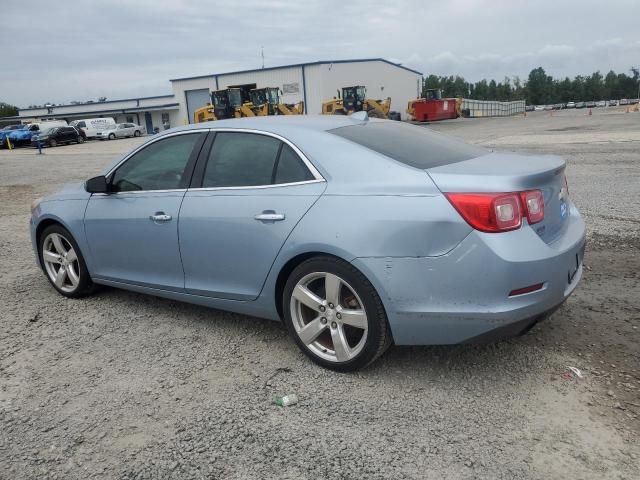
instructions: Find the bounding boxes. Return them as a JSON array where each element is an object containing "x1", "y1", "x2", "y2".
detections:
[{"x1": 322, "y1": 86, "x2": 391, "y2": 118}]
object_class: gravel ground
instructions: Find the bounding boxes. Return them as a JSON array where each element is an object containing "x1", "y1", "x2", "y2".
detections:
[{"x1": 1, "y1": 109, "x2": 638, "y2": 479}]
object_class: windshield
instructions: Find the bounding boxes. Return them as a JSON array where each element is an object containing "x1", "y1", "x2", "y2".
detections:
[
  {"x1": 343, "y1": 88, "x2": 355, "y2": 101},
  {"x1": 227, "y1": 90, "x2": 242, "y2": 107},
  {"x1": 267, "y1": 88, "x2": 279, "y2": 104},
  {"x1": 251, "y1": 89, "x2": 267, "y2": 106},
  {"x1": 212, "y1": 91, "x2": 229, "y2": 107}
]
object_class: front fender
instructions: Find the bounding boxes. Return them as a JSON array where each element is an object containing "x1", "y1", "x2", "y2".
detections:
[{"x1": 31, "y1": 199, "x2": 92, "y2": 271}]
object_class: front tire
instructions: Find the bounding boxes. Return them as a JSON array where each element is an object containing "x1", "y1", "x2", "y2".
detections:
[
  {"x1": 134, "y1": 130, "x2": 141, "y2": 137},
  {"x1": 49, "y1": 139, "x2": 57, "y2": 147},
  {"x1": 282, "y1": 256, "x2": 392, "y2": 372},
  {"x1": 38, "y1": 225, "x2": 95, "y2": 298},
  {"x1": 108, "y1": 133, "x2": 115, "y2": 140},
  {"x1": 77, "y1": 136, "x2": 84, "y2": 144}
]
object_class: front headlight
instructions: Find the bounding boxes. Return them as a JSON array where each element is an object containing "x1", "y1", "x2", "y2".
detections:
[{"x1": 30, "y1": 197, "x2": 43, "y2": 214}]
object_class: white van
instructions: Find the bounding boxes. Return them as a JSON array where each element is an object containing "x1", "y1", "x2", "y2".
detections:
[
  {"x1": 29, "y1": 119, "x2": 68, "y2": 132},
  {"x1": 70, "y1": 118, "x2": 116, "y2": 139}
]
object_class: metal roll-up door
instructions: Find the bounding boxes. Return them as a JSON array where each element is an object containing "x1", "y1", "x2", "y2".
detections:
[{"x1": 185, "y1": 89, "x2": 211, "y2": 124}]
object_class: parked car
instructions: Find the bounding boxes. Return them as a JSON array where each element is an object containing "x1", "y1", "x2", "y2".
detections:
[
  {"x1": 7, "y1": 120, "x2": 69, "y2": 146},
  {"x1": 619, "y1": 99, "x2": 629, "y2": 105},
  {"x1": 596, "y1": 100, "x2": 606, "y2": 107},
  {"x1": 96, "y1": 123, "x2": 144, "y2": 140},
  {"x1": 70, "y1": 118, "x2": 116, "y2": 139},
  {"x1": 29, "y1": 116, "x2": 586, "y2": 371},
  {"x1": 525, "y1": 105, "x2": 535, "y2": 112},
  {"x1": 565, "y1": 102, "x2": 576, "y2": 108},
  {"x1": 608, "y1": 100, "x2": 618, "y2": 107},
  {"x1": 629, "y1": 99, "x2": 639, "y2": 105},
  {"x1": 543, "y1": 105, "x2": 553, "y2": 111},
  {"x1": 0, "y1": 124, "x2": 24, "y2": 147},
  {"x1": 585, "y1": 101, "x2": 596, "y2": 108},
  {"x1": 534, "y1": 105, "x2": 545, "y2": 111},
  {"x1": 575, "y1": 102, "x2": 586, "y2": 108},
  {"x1": 31, "y1": 126, "x2": 85, "y2": 148}
]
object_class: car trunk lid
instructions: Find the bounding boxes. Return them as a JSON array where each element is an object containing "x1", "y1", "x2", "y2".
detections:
[{"x1": 426, "y1": 152, "x2": 568, "y2": 243}]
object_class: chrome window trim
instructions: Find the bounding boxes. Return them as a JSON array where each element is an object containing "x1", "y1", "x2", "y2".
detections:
[
  {"x1": 101, "y1": 127, "x2": 325, "y2": 194},
  {"x1": 91, "y1": 189, "x2": 187, "y2": 197},
  {"x1": 188, "y1": 179, "x2": 325, "y2": 192}
]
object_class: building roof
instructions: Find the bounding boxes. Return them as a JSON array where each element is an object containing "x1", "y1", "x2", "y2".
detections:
[
  {"x1": 18, "y1": 94, "x2": 175, "y2": 112},
  {"x1": 169, "y1": 58, "x2": 423, "y2": 82}
]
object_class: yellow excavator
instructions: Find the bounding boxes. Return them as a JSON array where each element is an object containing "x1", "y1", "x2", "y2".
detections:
[{"x1": 322, "y1": 86, "x2": 391, "y2": 118}]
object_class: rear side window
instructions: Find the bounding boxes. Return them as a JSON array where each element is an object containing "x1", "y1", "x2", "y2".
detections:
[
  {"x1": 202, "y1": 133, "x2": 314, "y2": 188},
  {"x1": 329, "y1": 122, "x2": 486, "y2": 169},
  {"x1": 203, "y1": 133, "x2": 280, "y2": 188},
  {"x1": 274, "y1": 144, "x2": 315, "y2": 184}
]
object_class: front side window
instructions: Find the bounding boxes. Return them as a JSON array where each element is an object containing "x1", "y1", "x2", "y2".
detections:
[
  {"x1": 110, "y1": 133, "x2": 201, "y2": 192},
  {"x1": 202, "y1": 133, "x2": 280, "y2": 188}
]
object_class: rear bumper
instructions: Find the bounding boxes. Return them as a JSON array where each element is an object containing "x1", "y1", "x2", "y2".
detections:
[{"x1": 353, "y1": 203, "x2": 586, "y2": 345}]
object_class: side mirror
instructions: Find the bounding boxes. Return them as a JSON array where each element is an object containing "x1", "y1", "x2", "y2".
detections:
[{"x1": 85, "y1": 175, "x2": 109, "y2": 194}]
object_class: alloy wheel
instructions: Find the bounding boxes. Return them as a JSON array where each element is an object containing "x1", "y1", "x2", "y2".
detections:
[
  {"x1": 290, "y1": 272, "x2": 368, "y2": 363},
  {"x1": 42, "y1": 233, "x2": 80, "y2": 293}
]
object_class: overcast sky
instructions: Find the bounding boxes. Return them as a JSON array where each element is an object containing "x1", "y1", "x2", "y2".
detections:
[{"x1": 2, "y1": 0, "x2": 639, "y2": 107}]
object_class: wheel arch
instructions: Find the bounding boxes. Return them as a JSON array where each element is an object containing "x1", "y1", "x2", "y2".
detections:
[
  {"x1": 34, "y1": 216, "x2": 83, "y2": 268},
  {"x1": 274, "y1": 251, "x2": 352, "y2": 320}
]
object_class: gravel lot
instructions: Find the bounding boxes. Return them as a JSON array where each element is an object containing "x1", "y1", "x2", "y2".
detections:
[{"x1": 1, "y1": 109, "x2": 639, "y2": 479}]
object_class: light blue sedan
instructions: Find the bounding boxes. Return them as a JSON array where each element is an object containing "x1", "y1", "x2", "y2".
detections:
[{"x1": 30, "y1": 115, "x2": 586, "y2": 371}]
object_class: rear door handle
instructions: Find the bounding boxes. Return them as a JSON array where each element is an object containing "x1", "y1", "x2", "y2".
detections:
[
  {"x1": 254, "y1": 211, "x2": 285, "y2": 222},
  {"x1": 150, "y1": 212, "x2": 172, "y2": 223}
]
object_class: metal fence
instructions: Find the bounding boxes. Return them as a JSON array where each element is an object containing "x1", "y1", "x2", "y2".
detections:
[{"x1": 461, "y1": 99, "x2": 525, "y2": 117}]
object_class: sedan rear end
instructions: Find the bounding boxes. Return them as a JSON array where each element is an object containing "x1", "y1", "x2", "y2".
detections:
[{"x1": 331, "y1": 120, "x2": 585, "y2": 345}]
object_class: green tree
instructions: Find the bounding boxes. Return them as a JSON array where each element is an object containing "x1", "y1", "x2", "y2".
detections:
[{"x1": 0, "y1": 102, "x2": 18, "y2": 117}]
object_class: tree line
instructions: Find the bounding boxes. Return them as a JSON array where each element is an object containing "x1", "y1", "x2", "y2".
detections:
[{"x1": 422, "y1": 67, "x2": 640, "y2": 105}]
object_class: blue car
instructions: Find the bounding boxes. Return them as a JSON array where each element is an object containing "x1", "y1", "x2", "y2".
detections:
[
  {"x1": 30, "y1": 115, "x2": 585, "y2": 371},
  {"x1": 0, "y1": 124, "x2": 25, "y2": 147},
  {"x1": 7, "y1": 124, "x2": 40, "y2": 146}
]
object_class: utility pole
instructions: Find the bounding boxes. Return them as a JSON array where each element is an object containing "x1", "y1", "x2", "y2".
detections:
[{"x1": 261, "y1": 46, "x2": 264, "y2": 69}]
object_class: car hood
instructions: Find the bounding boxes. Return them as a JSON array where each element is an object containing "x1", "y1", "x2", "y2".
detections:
[{"x1": 42, "y1": 182, "x2": 90, "y2": 202}]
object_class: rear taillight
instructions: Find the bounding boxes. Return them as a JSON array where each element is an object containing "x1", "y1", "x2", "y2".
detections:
[
  {"x1": 520, "y1": 190, "x2": 544, "y2": 224},
  {"x1": 445, "y1": 190, "x2": 545, "y2": 233}
]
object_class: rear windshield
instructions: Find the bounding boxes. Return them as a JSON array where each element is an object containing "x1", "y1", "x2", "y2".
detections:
[{"x1": 329, "y1": 121, "x2": 486, "y2": 169}]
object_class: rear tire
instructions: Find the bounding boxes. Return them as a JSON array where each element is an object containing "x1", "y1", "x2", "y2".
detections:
[
  {"x1": 134, "y1": 130, "x2": 141, "y2": 137},
  {"x1": 38, "y1": 224, "x2": 95, "y2": 298},
  {"x1": 282, "y1": 256, "x2": 392, "y2": 372},
  {"x1": 49, "y1": 139, "x2": 57, "y2": 147},
  {"x1": 77, "y1": 136, "x2": 84, "y2": 144}
]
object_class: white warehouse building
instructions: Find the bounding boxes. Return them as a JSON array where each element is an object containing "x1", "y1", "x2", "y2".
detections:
[
  {"x1": 13, "y1": 58, "x2": 422, "y2": 129},
  {"x1": 171, "y1": 58, "x2": 423, "y2": 123}
]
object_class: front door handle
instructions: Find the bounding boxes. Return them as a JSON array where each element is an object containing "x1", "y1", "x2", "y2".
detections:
[
  {"x1": 254, "y1": 211, "x2": 285, "y2": 222},
  {"x1": 150, "y1": 212, "x2": 172, "y2": 223}
]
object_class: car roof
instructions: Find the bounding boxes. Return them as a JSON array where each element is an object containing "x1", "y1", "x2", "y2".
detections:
[{"x1": 164, "y1": 114, "x2": 371, "y2": 137}]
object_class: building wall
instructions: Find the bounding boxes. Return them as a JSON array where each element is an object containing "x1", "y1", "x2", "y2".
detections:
[
  {"x1": 218, "y1": 66, "x2": 305, "y2": 110},
  {"x1": 171, "y1": 60, "x2": 421, "y2": 122},
  {"x1": 171, "y1": 77, "x2": 216, "y2": 125},
  {"x1": 305, "y1": 61, "x2": 422, "y2": 118}
]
